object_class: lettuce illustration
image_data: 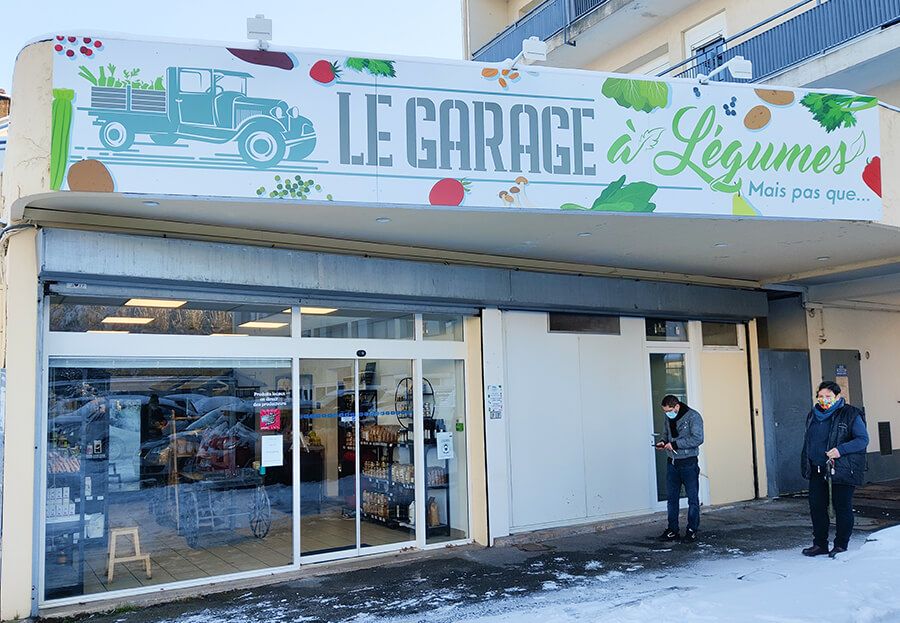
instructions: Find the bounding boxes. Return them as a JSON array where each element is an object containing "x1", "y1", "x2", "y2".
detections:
[
  {"x1": 601, "y1": 78, "x2": 669, "y2": 113},
  {"x1": 561, "y1": 175, "x2": 658, "y2": 212}
]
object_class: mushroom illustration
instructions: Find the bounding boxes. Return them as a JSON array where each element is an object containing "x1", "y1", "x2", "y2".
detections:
[
  {"x1": 499, "y1": 190, "x2": 514, "y2": 206},
  {"x1": 513, "y1": 176, "x2": 531, "y2": 207},
  {"x1": 509, "y1": 186, "x2": 522, "y2": 207}
]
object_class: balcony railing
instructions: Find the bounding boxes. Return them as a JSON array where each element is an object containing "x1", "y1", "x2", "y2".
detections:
[
  {"x1": 659, "y1": 0, "x2": 900, "y2": 82},
  {"x1": 472, "y1": 0, "x2": 612, "y2": 62}
]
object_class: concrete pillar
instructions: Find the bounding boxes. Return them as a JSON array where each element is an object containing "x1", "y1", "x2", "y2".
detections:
[
  {"x1": 1, "y1": 228, "x2": 41, "y2": 619},
  {"x1": 480, "y1": 308, "x2": 509, "y2": 543}
]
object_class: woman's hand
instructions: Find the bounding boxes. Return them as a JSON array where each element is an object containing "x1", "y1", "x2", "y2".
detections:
[{"x1": 826, "y1": 448, "x2": 841, "y2": 460}]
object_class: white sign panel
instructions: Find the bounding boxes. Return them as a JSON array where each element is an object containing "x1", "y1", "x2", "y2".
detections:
[
  {"x1": 260, "y1": 434, "x2": 283, "y2": 467},
  {"x1": 436, "y1": 431, "x2": 454, "y2": 460},
  {"x1": 47, "y1": 35, "x2": 882, "y2": 220},
  {"x1": 487, "y1": 383, "x2": 504, "y2": 420}
]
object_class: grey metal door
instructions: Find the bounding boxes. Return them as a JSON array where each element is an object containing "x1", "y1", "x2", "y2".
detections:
[
  {"x1": 820, "y1": 349, "x2": 865, "y2": 410},
  {"x1": 760, "y1": 350, "x2": 812, "y2": 496}
]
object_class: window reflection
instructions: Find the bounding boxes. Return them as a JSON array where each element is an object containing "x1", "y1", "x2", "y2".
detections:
[{"x1": 45, "y1": 360, "x2": 293, "y2": 599}]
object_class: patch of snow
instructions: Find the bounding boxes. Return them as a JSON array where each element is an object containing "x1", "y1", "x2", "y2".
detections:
[
  {"x1": 374, "y1": 525, "x2": 900, "y2": 623},
  {"x1": 584, "y1": 561, "x2": 603, "y2": 571}
]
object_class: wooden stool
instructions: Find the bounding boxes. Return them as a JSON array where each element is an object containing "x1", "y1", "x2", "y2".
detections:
[{"x1": 107, "y1": 527, "x2": 152, "y2": 583}]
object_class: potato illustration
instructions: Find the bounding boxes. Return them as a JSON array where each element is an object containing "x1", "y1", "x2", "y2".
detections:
[
  {"x1": 754, "y1": 89, "x2": 794, "y2": 106},
  {"x1": 744, "y1": 105, "x2": 772, "y2": 130},
  {"x1": 67, "y1": 159, "x2": 114, "y2": 192}
]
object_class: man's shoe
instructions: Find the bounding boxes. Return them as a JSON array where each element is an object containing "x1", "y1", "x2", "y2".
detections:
[
  {"x1": 658, "y1": 528, "x2": 680, "y2": 542},
  {"x1": 682, "y1": 528, "x2": 698, "y2": 543},
  {"x1": 828, "y1": 545, "x2": 847, "y2": 558},
  {"x1": 802, "y1": 545, "x2": 829, "y2": 557}
]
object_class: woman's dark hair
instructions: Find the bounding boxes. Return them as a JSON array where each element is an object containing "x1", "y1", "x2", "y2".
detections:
[
  {"x1": 661, "y1": 394, "x2": 681, "y2": 407},
  {"x1": 817, "y1": 381, "x2": 842, "y2": 395}
]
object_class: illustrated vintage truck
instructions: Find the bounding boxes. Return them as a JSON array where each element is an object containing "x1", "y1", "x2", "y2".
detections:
[{"x1": 85, "y1": 66, "x2": 316, "y2": 168}]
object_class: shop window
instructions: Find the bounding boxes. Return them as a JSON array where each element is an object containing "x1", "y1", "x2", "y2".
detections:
[
  {"x1": 645, "y1": 318, "x2": 689, "y2": 342},
  {"x1": 548, "y1": 313, "x2": 621, "y2": 335},
  {"x1": 423, "y1": 360, "x2": 468, "y2": 544},
  {"x1": 702, "y1": 322, "x2": 740, "y2": 347},
  {"x1": 300, "y1": 308, "x2": 414, "y2": 339},
  {"x1": 44, "y1": 359, "x2": 292, "y2": 600},
  {"x1": 422, "y1": 314, "x2": 464, "y2": 341},
  {"x1": 49, "y1": 295, "x2": 291, "y2": 337}
]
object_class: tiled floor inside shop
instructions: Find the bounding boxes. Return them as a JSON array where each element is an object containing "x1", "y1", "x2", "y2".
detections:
[{"x1": 78, "y1": 501, "x2": 410, "y2": 595}]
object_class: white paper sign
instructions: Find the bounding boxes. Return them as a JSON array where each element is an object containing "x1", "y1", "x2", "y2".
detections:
[
  {"x1": 486, "y1": 384, "x2": 504, "y2": 420},
  {"x1": 261, "y1": 434, "x2": 283, "y2": 467},
  {"x1": 436, "y1": 432, "x2": 454, "y2": 460}
]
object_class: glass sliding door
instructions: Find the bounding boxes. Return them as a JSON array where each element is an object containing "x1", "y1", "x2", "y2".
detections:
[
  {"x1": 358, "y1": 359, "x2": 415, "y2": 549},
  {"x1": 297, "y1": 359, "x2": 358, "y2": 556},
  {"x1": 298, "y1": 358, "x2": 415, "y2": 556},
  {"x1": 649, "y1": 353, "x2": 689, "y2": 502}
]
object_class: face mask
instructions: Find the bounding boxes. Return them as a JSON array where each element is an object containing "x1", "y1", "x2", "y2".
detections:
[
  {"x1": 665, "y1": 410, "x2": 678, "y2": 420},
  {"x1": 817, "y1": 396, "x2": 836, "y2": 409}
]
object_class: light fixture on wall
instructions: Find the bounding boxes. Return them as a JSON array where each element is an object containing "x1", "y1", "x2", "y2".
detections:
[
  {"x1": 247, "y1": 14, "x2": 273, "y2": 51},
  {"x1": 697, "y1": 55, "x2": 753, "y2": 84},
  {"x1": 502, "y1": 36, "x2": 548, "y2": 72}
]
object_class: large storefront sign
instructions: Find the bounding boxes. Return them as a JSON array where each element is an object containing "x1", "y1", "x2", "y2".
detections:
[{"x1": 48, "y1": 35, "x2": 882, "y2": 220}]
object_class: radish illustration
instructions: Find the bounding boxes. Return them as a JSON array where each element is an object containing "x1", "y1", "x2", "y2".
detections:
[
  {"x1": 429, "y1": 178, "x2": 470, "y2": 206},
  {"x1": 863, "y1": 156, "x2": 881, "y2": 197},
  {"x1": 309, "y1": 60, "x2": 340, "y2": 84}
]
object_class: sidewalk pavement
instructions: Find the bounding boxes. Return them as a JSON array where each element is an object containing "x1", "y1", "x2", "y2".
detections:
[{"x1": 44, "y1": 480, "x2": 900, "y2": 623}]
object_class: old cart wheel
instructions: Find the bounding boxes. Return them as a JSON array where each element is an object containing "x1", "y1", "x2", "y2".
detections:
[
  {"x1": 249, "y1": 485, "x2": 271, "y2": 538},
  {"x1": 99, "y1": 121, "x2": 134, "y2": 150},
  {"x1": 238, "y1": 126, "x2": 285, "y2": 169},
  {"x1": 180, "y1": 490, "x2": 200, "y2": 548}
]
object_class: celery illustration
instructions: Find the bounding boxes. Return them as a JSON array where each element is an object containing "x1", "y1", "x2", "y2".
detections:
[{"x1": 50, "y1": 88, "x2": 75, "y2": 190}]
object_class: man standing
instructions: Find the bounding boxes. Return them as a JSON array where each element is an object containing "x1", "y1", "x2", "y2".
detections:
[{"x1": 655, "y1": 395, "x2": 704, "y2": 543}]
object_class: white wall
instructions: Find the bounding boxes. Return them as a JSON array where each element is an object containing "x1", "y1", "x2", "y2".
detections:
[
  {"x1": 503, "y1": 312, "x2": 653, "y2": 530},
  {"x1": 806, "y1": 306, "x2": 900, "y2": 453}
]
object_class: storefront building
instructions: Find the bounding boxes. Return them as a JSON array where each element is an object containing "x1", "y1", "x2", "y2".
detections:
[{"x1": 0, "y1": 32, "x2": 894, "y2": 618}]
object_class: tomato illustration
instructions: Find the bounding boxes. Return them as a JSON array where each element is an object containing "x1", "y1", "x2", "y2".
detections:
[
  {"x1": 863, "y1": 156, "x2": 881, "y2": 197},
  {"x1": 429, "y1": 178, "x2": 470, "y2": 206},
  {"x1": 309, "y1": 60, "x2": 340, "y2": 84}
]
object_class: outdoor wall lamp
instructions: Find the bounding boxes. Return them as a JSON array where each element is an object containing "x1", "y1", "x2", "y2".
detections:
[
  {"x1": 502, "y1": 36, "x2": 548, "y2": 72},
  {"x1": 697, "y1": 55, "x2": 754, "y2": 84},
  {"x1": 247, "y1": 14, "x2": 273, "y2": 51}
]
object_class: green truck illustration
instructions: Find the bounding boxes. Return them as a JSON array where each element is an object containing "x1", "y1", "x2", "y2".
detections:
[{"x1": 85, "y1": 66, "x2": 316, "y2": 168}]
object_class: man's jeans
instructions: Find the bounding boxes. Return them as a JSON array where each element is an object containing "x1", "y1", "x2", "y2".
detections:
[
  {"x1": 808, "y1": 466, "x2": 855, "y2": 549},
  {"x1": 667, "y1": 456, "x2": 700, "y2": 532}
]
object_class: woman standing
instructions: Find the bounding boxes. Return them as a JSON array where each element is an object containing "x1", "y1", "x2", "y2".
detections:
[{"x1": 800, "y1": 381, "x2": 869, "y2": 557}]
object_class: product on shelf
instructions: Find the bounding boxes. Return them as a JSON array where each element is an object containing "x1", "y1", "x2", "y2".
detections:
[
  {"x1": 426, "y1": 466, "x2": 448, "y2": 486},
  {"x1": 48, "y1": 451, "x2": 81, "y2": 474},
  {"x1": 360, "y1": 425, "x2": 401, "y2": 444}
]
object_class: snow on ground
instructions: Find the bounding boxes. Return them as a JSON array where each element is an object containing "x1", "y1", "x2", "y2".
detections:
[{"x1": 377, "y1": 526, "x2": 900, "y2": 623}]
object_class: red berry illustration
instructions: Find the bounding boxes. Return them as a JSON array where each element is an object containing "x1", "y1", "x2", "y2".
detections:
[
  {"x1": 56, "y1": 35, "x2": 64, "y2": 41},
  {"x1": 429, "y1": 178, "x2": 470, "y2": 206},
  {"x1": 54, "y1": 44, "x2": 64, "y2": 52},
  {"x1": 84, "y1": 48, "x2": 93, "y2": 57},
  {"x1": 94, "y1": 40, "x2": 102, "y2": 48},
  {"x1": 66, "y1": 49, "x2": 75, "y2": 58},
  {"x1": 83, "y1": 37, "x2": 92, "y2": 43},
  {"x1": 67, "y1": 36, "x2": 76, "y2": 43},
  {"x1": 862, "y1": 156, "x2": 881, "y2": 197},
  {"x1": 309, "y1": 60, "x2": 340, "y2": 84}
]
